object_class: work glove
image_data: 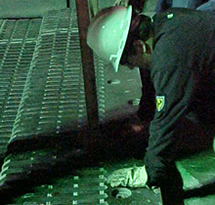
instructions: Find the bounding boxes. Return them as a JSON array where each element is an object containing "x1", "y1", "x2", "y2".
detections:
[{"x1": 106, "y1": 165, "x2": 148, "y2": 188}]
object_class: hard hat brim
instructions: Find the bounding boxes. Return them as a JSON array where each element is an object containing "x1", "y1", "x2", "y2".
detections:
[{"x1": 112, "y1": 6, "x2": 132, "y2": 72}]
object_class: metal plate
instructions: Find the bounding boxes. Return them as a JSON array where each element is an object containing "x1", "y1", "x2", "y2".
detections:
[
  {"x1": 0, "y1": 19, "x2": 42, "y2": 159},
  {"x1": 0, "y1": 0, "x2": 67, "y2": 18},
  {"x1": 9, "y1": 158, "x2": 162, "y2": 205},
  {"x1": 12, "y1": 166, "x2": 108, "y2": 205},
  {"x1": 0, "y1": 7, "x2": 88, "y2": 204},
  {"x1": 8, "y1": 8, "x2": 87, "y2": 146}
]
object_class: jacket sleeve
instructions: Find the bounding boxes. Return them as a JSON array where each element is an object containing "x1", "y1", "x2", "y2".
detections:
[
  {"x1": 144, "y1": 66, "x2": 197, "y2": 187},
  {"x1": 137, "y1": 69, "x2": 156, "y2": 122}
]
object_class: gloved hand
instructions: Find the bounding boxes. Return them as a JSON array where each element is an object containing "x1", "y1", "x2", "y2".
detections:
[{"x1": 106, "y1": 165, "x2": 148, "y2": 188}]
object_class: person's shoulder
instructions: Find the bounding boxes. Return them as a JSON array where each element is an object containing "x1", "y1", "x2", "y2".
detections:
[{"x1": 153, "y1": 8, "x2": 205, "y2": 27}]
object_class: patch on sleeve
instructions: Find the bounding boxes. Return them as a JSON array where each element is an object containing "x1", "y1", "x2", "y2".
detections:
[{"x1": 156, "y1": 96, "x2": 165, "y2": 112}]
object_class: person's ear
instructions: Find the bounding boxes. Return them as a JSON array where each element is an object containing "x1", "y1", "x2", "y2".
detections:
[{"x1": 133, "y1": 40, "x2": 146, "y2": 55}]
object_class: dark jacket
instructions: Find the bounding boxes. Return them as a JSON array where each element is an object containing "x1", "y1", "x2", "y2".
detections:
[
  {"x1": 156, "y1": 0, "x2": 209, "y2": 13},
  {"x1": 144, "y1": 8, "x2": 215, "y2": 187}
]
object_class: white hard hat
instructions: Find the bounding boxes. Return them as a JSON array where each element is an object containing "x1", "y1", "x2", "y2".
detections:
[{"x1": 87, "y1": 6, "x2": 132, "y2": 72}]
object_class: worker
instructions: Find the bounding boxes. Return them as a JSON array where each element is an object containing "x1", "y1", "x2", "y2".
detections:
[{"x1": 87, "y1": 2, "x2": 215, "y2": 204}]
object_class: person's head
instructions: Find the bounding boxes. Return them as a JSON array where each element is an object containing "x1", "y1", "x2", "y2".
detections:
[
  {"x1": 120, "y1": 13, "x2": 153, "y2": 70},
  {"x1": 87, "y1": 6, "x2": 153, "y2": 72}
]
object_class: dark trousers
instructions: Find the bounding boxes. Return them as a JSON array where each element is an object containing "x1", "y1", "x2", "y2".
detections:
[{"x1": 160, "y1": 164, "x2": 185, "y2": 205}]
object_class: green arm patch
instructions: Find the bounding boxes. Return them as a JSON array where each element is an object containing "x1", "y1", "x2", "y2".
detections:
[{"x1": 156, "y1": 96, "x2": 165, "y2": 112}]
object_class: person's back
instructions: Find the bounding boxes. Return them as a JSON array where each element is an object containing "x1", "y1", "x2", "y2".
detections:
[{"x1": 152, "y1": 8, "x2": 215, "y2": 127}]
